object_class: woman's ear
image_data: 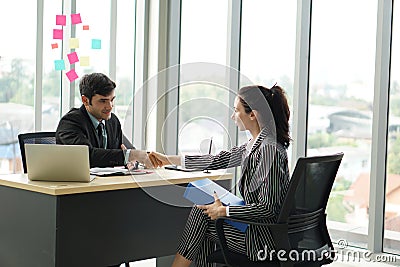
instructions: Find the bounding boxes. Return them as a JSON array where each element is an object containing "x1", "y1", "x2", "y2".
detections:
[{"x1": 250, "y1": 110, "x2": 257, "y2": 120}]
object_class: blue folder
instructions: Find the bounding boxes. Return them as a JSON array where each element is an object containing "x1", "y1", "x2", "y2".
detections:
[{"x1": 184, "y1": 178, "x2": 248, "y2": 232}]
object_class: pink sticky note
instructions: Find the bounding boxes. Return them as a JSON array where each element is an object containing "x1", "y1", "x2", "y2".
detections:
[
  {"x1": 66, "y1": 69, "x2": 79, "y2": 82},
  {"x1": 53, "y1": 29, "x2": 63, "y2": 40},
  {"x1": 67, "y1": 52, "x2": 79, "y2": 64},
  {"x1": 56, "y1": 15, "x2": 66, "y2": 26},
  {"x1": 51, "y1": 43, "x2": 58, "y2": 49},
  {"x1": 71, "y1": 13, "x2": 82, "y2": 25},
  {"x1": 83, "y1": 25, "x2": 89, "y2": 30}
]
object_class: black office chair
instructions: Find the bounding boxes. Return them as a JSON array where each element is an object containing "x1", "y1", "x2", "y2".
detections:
[
  {"x1": 17, "y1": 132, "x2": 56, "y2": 173},
  {"x1": 207, "y1": 153, "x2": 344, "y2": 267}
]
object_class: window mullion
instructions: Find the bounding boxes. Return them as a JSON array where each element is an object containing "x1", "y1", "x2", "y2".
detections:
[{"x1": 368, "y1": 0, "x2": 393, "y2": 253}]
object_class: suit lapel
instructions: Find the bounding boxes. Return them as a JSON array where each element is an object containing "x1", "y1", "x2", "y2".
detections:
[
  {"x1": 239, "y1": 128, "x2": 271, "y2": 196},
  {"x1": 80, "y1": 105, "x2": 103, "y2": 148}
]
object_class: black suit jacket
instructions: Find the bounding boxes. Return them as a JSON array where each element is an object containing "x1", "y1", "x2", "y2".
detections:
[{"x1": 56, "y1": 105, "x2": 134, "y2": 167}]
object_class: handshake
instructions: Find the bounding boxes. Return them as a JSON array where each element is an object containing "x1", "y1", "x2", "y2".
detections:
[{"x1": 126, "y1": 149, "x2": 182, "y2": 169}]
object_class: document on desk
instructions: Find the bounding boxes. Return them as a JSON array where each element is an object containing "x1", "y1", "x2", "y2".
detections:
[
  {"x1": 164, "y1": 165, "x2": 202, "y2": 172},
  {"x1": 184, "y1": 178, "x2": 248, "y2": 232},
  {"x1": 90, "y1": 167, "x2": 148, "y2": 176}
]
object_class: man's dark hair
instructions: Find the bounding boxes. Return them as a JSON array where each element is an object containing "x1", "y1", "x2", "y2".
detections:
[{"x1": 79, "y1": 73, "x2": 116, "y2": 104}]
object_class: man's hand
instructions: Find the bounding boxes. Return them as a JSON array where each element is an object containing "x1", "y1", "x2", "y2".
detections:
[
  {"x1": 121, "y1": 144, "x2": 137, "y2": 169},
  {"x1": 197, "y1": 193, "x2": 226, "y2": 220},
  {"x1": 128, "y1": 150, "x2": 154, "y2": 168}
]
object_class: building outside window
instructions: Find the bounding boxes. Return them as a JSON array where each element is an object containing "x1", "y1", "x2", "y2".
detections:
[{"x1": 307, "y1": 0, "x2": 378, "y2": 249}]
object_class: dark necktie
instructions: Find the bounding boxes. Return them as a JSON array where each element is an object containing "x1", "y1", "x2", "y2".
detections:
[{"x1": 97, "y1": 122, "x2": 104, "y2": 148}]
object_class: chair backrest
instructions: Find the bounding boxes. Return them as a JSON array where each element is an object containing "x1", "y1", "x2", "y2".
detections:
[
  {"x1": 18, "y1": 132, "x2": 56, "y2": 173},
  {"x1": 277, "y1": 153, "x2": 343, "y2": 260}
]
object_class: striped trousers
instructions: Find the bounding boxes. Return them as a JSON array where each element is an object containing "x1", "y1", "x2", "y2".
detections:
[{"x1": 177, "y1": 206, "x2": 246, "y2": 267}]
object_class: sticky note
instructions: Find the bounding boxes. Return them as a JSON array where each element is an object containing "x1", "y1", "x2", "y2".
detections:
[
  {"x1": 54, "y1": 60, "x2": 65, "y2": 71},
  {"x1": 83, "y1": 25, "x2": 89, "y2": 30},
  {"x1": 53, "y1": 29, "x2": 63, "y2": 40},
  {"x1": 69, "y1": 38, "x2": 79, "y2": 49},
  {"x1": 80, "y1": 56, "x2": 90, "y2": 67},
  {"x1": 51, "y1": 43, "x2": 58, "y2": 49},
  {"x1": 91, "y1": 39, "x2": 101, "y2": 49},
  {"x1": 56, "y1": 15, "x2": 66, "y2": 26},
  {"x1": 67, "y1": 52, "x2": 79, "y2": 64},
  {"x1": 66, "y1": 69, "x2": 79, "y2": 82},
  {"x1": 71, "y1": 13, "x2": 82, "y2": 25}
]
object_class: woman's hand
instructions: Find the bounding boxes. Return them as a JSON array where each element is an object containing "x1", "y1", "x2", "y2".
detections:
[
  {"x1": 148, "y1": 152, "x2": 169, "y2": 167},
  {"x1": 148, "y1": 152, "x2": 181, "y2": 168},
  {"x1": 197, "y1": 193, "x2": 226, "y2": 220}
]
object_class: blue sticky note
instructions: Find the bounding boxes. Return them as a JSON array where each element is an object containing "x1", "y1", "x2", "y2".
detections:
[
  {"x1": 54, "y1": 59, "x2": 65, "y2": 71},
  {"x1": 91, "y1": 39, "x2": 101, "y2": 49},
  {"x1": 184, "y1": 178, "x2": 248, "y2": 232}
]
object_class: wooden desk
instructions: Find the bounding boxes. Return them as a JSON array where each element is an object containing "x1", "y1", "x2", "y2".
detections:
[{"x1": 0, "y1": 169, "x2": 232, "y2": 267}]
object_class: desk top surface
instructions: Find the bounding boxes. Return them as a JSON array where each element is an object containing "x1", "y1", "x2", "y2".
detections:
[{"x1": 0, "y1": 169, "x2": 232, "y2": 196}]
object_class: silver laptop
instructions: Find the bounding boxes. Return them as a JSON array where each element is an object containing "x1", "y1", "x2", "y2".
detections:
[{"x1": 25, "y1": 144, "x2": 94, "y2": 182}]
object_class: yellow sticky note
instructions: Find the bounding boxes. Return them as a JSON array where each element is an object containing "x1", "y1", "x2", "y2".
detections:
[
  {"x1": 80, "y1": 56, "x2": 90, "y2": 67},
  {"x1": 69, "y1": 38, "x2": 80, "y2": 49}
]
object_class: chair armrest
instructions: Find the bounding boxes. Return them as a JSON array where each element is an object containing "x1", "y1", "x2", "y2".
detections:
[{"x1": 217, "y1": 216, "x2": 280, "y2": 226}]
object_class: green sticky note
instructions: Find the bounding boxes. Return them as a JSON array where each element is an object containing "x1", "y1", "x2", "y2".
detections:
[
  {"x1": 91, "y1": 39, "x2": 101, "y2": 49},
  {"x1": 54, "y1": 59, "x2": 65, "y2": 71}
]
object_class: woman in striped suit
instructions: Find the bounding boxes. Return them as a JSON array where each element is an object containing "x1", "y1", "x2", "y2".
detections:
[{"x1": 149, "y1": 85, "x2": 291, "y2": 267}]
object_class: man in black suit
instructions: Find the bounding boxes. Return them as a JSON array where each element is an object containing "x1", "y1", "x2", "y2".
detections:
[{"x1": 56, "y1": 72, "x2": 150, "y2": 168}]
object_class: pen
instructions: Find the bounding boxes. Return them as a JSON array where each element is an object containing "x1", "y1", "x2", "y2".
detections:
[
  {"x1": 204, "y1": 137, "x2": 213, "y2": 173},
  {"x1": 208, "y1": 137, "x2": 213, "y2": 155}
]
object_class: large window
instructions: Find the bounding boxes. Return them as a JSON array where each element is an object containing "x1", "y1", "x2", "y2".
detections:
[
  {"x1": 0, "y1": 0, "x2": 131, "y2": 175},
  {"x1": 385, "y1": 0, "x2": 400, "y2": 255},
  {"x1": 43, "y1": 1, "x2": 62, "y2": 131},
  {"x1": 178, "y1": 0, "x2": 230, "y2": 155},
  {"x1": 73, "y1": 0, "x2": 111, "y2": 106},
  {"x1": 180, "y1": 0, "x2": 228, "y2": 65},
  {"x1": 0, "y1": 0, "x2": 36, "y2": 174},
  {"x1": 115, "y1": 0, "x2": 136, "y2": 142},
  {"x1": 240, "y1": 0, "x2": 296, "y2": 156},
  {"x1": 307, "y1": 0, "x2": 378, "y2": 249}
]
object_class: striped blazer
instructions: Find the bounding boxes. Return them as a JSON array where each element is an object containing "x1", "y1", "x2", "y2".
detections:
[{"x1": 185, "y1": 127, "x2": 290, "y2": 261}]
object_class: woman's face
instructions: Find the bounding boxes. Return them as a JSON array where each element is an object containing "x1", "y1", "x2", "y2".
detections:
[{"x1": 231, "y1": 96, "x2": 253, "y2": 131}]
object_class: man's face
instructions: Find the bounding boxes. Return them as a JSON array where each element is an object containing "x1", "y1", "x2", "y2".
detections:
[{"x1": 82, "y1": 90, "x2": 115, "y2": 121}]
